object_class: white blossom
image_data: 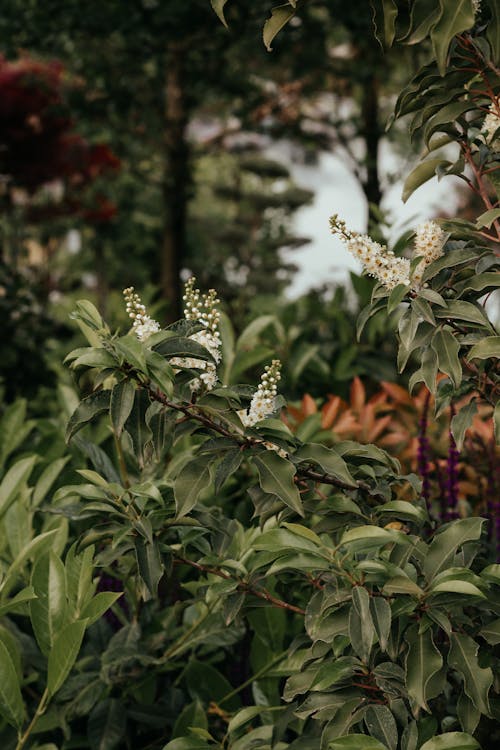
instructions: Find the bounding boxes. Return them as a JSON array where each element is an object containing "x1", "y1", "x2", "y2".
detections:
[
  {"x1": 411, "y1": 220, "x2": 446, "y2": 287},
  {"x1": 123, "y1": 287, "x2": 160, "y2": 341},
  {"x1": 472, "y1": 0, "x2": 481, "y2": 15},
  {"x1": 170, "y1": 277, "x2": 221, "y2": 392},
  {"x1": 331, "y1": 216, "x2": 410, "y2": 290},
  {"x1": 482, "y1": 100, "x2": 500, "y2": 150},
  {"x1": 239, "y1": 360, "x2": 281, "y2": 427}
]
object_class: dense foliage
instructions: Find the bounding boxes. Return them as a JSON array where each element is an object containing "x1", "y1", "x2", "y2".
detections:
[{"x1": 0, "y1": 1, "x2": 498, "y2": 750}]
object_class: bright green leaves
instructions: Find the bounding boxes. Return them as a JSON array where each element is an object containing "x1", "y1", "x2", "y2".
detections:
[
  {"x1": 431, "y1": 0, "x2": 475, "y2": 75},
  {"x1": 30, "y1": 552, "x2": 67, "y2": 656},
  {"x1": 66, "y1": 390, "x2": 111, "y2": 443},
  {"x1": 110, "y1": 380, "x2": 136, "y2": 437},
  {"x1": 431, "y1": 329, "x2": 461, "y2": 388},
  {"x1": 402, "y1": 158, "x2": 445, "y2": 203},
  {"x1": 254, "y1": 451, "x2": 303, "y2": 516},
  {"x1": 340, "y1": 526, "x2": 409, "y2": 553},
  {"x1": 349, "y1": 587, "x2": 374, "y2": 663},
  {"x1": 0, "y1": 639, "x2": 25, "y2": 729},
  {"x1": 47, "y1": 619, "x2": 88, "y2": 696},
  {"x1": 448, "y1": 633, "x2": 492, "y2": 716},
  {"x1": 405, "y1": 624, "x2": 443, "y2": 713},
  {"x1": 0, "y1": 455, "x2": 37, "y2": 520},
  {"x1": 328, "y1": 736, "x2": 387, "y2": 750},
  {"x1": 294, "y1": 443, "x2": 357, "y2": 488},
  {"x1": 420, "y1": 733, "x2": 480, "y2": 750},
  {"x1": 174, "y1": 457, "x2": 212, "y2": 518},
  {"x1": 423, "y1": 518, "x2": 484, "y2": 581}
]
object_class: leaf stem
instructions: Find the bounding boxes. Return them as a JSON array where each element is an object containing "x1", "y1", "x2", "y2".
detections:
[{"x1": 16, "y1": 687, "x2": 49, "y2": 750}]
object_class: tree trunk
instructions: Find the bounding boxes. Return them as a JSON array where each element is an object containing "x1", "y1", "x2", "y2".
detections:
[
  {"x1": 162, "y1": 42, "x2": 189, "y2": 322},
  {"x1": 360, "y1": 66, "x2": 382, "y2": 209}
]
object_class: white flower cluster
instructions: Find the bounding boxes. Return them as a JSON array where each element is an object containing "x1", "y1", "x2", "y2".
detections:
[
  {"x1": 482, "y1": 101, "x2": 500, "y2": 150},
  {"x1": 411, "y1": 220, "x2": 446, "y2": 286},
  {"x1": 123, "y1": 287, "x2": 160, "y2": 341},
  {"x1": 331, "y1": 215, "x2": 445, "y2": 292},
  {"x1": 472, "y1": 0, "x2": 481, "y2": 15},
  {"x1": 239, "y1": 360, "x2": 281, "y2": 427},
  {"x1": 330, "y1": 215, "x2": 410, "y2": 290},
  {"x1": 171, "y1": 277, "x2": 221, "y2": 392}
]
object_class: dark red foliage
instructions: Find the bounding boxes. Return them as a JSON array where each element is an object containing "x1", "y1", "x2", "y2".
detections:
[{"x1": 0, "y1": 54, "x2": 119, "y2": 221}]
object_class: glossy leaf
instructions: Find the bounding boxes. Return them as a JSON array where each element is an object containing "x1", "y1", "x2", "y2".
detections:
[
  {"x1": 263, "y1": 4, "x2": 296, "y2": 51},
  {"x1": 47, "y1": 618, "x2": 88, "y2": 696},
  {"x1": 448, "y1": 632, "x2": 492, "y2": 715},
  {"x1": 110, "y1": 380, "x2": 136, "y2": 437},
  {"x1": 419, "y1": 733, "x2": 480, "y2": 750},
  {"x1": 254, "y1": 451, "x2": 303, "y2": 516},
  {"x1": 0, "y1": 640, "x2": 25, "y2": 729},
  {"x1": 174, "y1": 457, "x2": 212, "y2": 518},
  {"x1": 295, "y1": 443, "x2": 357, "y2": 487},
  {"x1": 405, "y1": 624, "x2": 443, "y2": 712}
]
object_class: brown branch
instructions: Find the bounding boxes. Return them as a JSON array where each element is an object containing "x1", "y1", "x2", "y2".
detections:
[
  {"x1": 174, "y1": 556, "x2": 306, "y2": 615},
  {"x1": 142, "y1": 379, "x2": 370, "y2": 494}
]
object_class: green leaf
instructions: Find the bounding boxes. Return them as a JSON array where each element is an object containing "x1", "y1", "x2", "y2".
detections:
[
  {"x1": 340, "y1": 526, "x2": 409, "y2": 552},
  {"x1": 479, "y1": 618, "x2": 500, "y2": 645},
  {"x1": 263, "y1": 4, "x2": 296, "y2": 51},
  {"x1": 146, "y1": 351, "x2": 175, "y2": 396},
  {"x1": 457, "y1": 691, "x2": 480, "y2": 734},
  {"x1": 419, "y1": 732, "x2": 480, "y2": 750},
  {"x1": 134, "y1": 536, "x2": 164, "y2": 598},
  {"x1": 211, "y1": 0, "x2": 229, "y2": 27},
  {"x1": 327, "y1": 736, "x2": 387, "y2": 750},
  {"x1": 0, "y1": 400, "x2": 30, "y2": 470},
  {"x1": 423, "y1": 518, "x2": 484, "y2": 580},
  {"x1": 254, "y1": 451, "x2": 303, "y2": 516},
  {"x1": 422, "y1": 346, "x2": 438, "y2": 394},
  {"x1": 0, "y1": 455, "x2": 37, "y2": 519},
  {"x1": 47, "y1": 618, "x2": 88, "y2": 696},
  {"x1": 88, "y1": 698, "x2": 126, "y2": 750},
  {"x1": 172, "y1": 700, "x2": 208, "y2": 739},
  {"x1": 153, "y1": 335, "x2": 214, "y2": 363},
  {"x1": 435, "y1": 300, "x2": 494, "y2": 331},
  {"x1": 486, "y1": 0, "x2": 500, "y2": 60},
  {"x1": 66, "y1": 390, "x2": 111, "y2": 443},
  {"x1": 431, "y1": 328, "x2": 461, "y2": 388},
  {"x1": 476, "y1": 208, "x2": 500, "y2": 229},
  {"x1": 364, "y1": 704, "x2": 398, "y2": 750},
  {"x1": 110, "y1": 380, "x2": 136, "y2": 437},
  {"x1": 253, "y1": 528, "x2": 322, "y2": 554},
  {"x1": 383, "y1": 575, "x2": 424, "y2": 597},
  {"x1": 80, "y1": 592, "x2": 122, "y2": 627},
  {"x1": 0, "y1": 587, "x2": 37, "y2": 618},
  {"x1": 310, "y1": 657, "x2": 358, "y2": 691},
  {"x1": 450, "y1": 400, "x2": 477, "y2": 451},
  {"x1": 405, "y1": 624, "x2": 443, "y2": 712},
  {"x1": 402, "y1": 159, "x2": 445, "y2": 202},
  {"x1": 371, "y1": 0, "x2": 398, "y2": 48},
  {"x1": 114, "y1": 335, "x2": 147, "y2": 372},
  {"x1": 468, "y1": 336, "x2": 500, "y2": 360},
  {"x1": 429, "y1": 580, "x2": 485, "y2": 597},
  {"x1": 0, "y1": 529, "x2": 59, "y2": 599},
  {"x1": 448, "y1": 632, "x2": 492, "y2": 715},
  {"x1": 370, "y1": 596, "x2": 391, "y2": 652},
  {"x1": 30, "y1": 552, "x2": 67, "y2": 656},
  {"x1": 294, "y1": 443, "x2": 357, "y2": 487},
  {"x1": 349, "y1": 586, "x2": 374, "y2": 663},
  {"x1": 33, "y1": 457, "x2": 70, "y2": 508},
  {"x1": 375, "y1": 500, "x2": 427, "y2": 523},
  {"x1": 228, "y1": 705, "x2": 281, "y2": 734},
  {"x1": 174, "y1": 457, "x2": 212, "y2": 518},
  {"x1": 0, "y1": 639, "x2": 25, "y2": 729},
  {"x1": 430, "y1": 0, "x2": 475, "y2": 74}
]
